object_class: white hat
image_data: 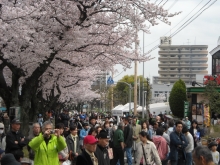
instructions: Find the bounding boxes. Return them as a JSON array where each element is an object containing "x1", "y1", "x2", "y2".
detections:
[{"x1": 0, "y1": 123, "x2": 4, "y2": 129}]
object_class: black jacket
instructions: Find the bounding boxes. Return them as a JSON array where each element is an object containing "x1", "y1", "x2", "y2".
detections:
[
  {"x1": 60, "y1": 113, "x2": 70, "y2": 127},
  {"x1": 5, "y1": 130, "x2": 28, "y2": 154},
  {"x1": 66, "y1": 134, "x2": 80, "y2": 157},
  {"x1": 123, "y1": 124, "x2": 133, "y2": 148},
  {"x1": 95, "y1": 145, "x2": 110, "y2": 165},
  {"x1": 76, "y1": 150, "x2": 98, "y2": 165}
]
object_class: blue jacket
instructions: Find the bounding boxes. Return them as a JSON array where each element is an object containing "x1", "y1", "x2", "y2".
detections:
[
  {"x1": 169, "y1": 131, "x2": 188, "y2": 161},
  {"x1": 79, "y1": 128, "x2": 89, "y2": 140}
]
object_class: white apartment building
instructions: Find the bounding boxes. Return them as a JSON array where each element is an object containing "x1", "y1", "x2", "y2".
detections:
[{"x1": 158, "y1": 36, "x2": 208, "y2": 85}]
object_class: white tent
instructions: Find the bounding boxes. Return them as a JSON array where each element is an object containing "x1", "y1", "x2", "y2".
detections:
[
  {"x1": 112, "y1": 104, "x2": 124, "y2": 111},
  {"x1": 112, "y1": 102, "x2": 170, "y2": 115}
]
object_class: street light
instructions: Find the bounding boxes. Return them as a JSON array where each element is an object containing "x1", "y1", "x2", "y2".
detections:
[{"x1": 142, "y1": 91, "x2": 147, "y2": 119}]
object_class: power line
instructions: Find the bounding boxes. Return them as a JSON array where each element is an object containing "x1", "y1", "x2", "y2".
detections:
[
  {"x1": 113, "y1": 70, "x2": 124, "y2": 78},
  {"x1": 171, "y1": 0, "x2": 211, "y2": 37},
  {"x1": 167, "y1": 0, "x2": 179, "y2": 10},
  {"x1": 144, "y1": 0, "x2": 217, "y2": 55},
  {"x1": 161, "y1": 0, "x2": 169, "y2": 7},
  {"x1": 157, "y1": 0, "x2": 164, "y2": 6},
  {"x1": 143, "y1": 0, "x2": 207, "y2": 49},
  {"x1": 171, "y1": 0, "x2": 217, "y2": 38}
]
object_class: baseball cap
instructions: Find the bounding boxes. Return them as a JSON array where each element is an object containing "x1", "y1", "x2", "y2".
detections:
[
  {"x1": 98, "y1": 130, "x2": 110, "y2": 139},
  {"x1": 0, "y1": 148, "x2": 5, "y2": 154},
  {"x1": 11, "y1": 118, "x2": 22, "y2": 124},
  {"x1": 83, "y1": 135, "x2": 98, "y2": 145}
]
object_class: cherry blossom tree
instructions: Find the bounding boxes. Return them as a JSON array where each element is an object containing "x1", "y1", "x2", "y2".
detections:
[{"x1": 0, "y1": 0, "x2": 180, "y2": 134}]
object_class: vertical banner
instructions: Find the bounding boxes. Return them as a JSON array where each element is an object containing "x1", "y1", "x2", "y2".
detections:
[
  {"x1": 203, "y1": 104, "x2": 210, "y2": 127},
  {"x1": 184, "y1": 101, "x2": 189, "y2": 117}
]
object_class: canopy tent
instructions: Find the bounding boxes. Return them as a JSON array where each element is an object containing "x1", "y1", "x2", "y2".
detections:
[{"x1": 112, "y1": 102, "x2": 170, "y2": 116}]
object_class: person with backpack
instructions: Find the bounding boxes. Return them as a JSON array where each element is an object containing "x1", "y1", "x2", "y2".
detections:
[
  {"x1": 135, "y1": 131, "x2": 162, "y2": 165},
  {"x1": 152, "y1": 127, "x2": 169, "y2": 165}
]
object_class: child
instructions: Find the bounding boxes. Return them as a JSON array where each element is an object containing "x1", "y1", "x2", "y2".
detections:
[{"x1": 208, "y1": 141, "x2": 219, "y2": 165}]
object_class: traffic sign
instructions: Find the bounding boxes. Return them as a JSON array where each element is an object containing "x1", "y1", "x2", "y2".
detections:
[{"x1": 107, "y1": 76, "x2": 114, "y2": 85}]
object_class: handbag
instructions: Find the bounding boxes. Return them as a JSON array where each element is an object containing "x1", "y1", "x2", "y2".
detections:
[{"x1": 107, "y1": 148, "x2": 113, "y2": 159}]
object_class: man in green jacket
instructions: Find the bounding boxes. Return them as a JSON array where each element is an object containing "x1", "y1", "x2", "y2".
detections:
[
  {"x1": 112, "y1": 122, "x2": 124, "y2": 165},
  {"x1": 29, "y1": 121, "x2": 66, "y2": 165}
]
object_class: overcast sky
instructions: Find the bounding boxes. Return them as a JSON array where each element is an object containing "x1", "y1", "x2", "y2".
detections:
[{"x1": 114, "y1": 0, "x2": 220, "y2": 83}]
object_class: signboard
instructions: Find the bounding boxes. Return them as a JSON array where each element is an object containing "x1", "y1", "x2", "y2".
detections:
[
  {"x1": 184, "y1": 101, "x2": 189, "y2": 117},
  {"x1": 203, "y1": 104, "x2": 210, "y2": 127},
  {"x1": 107, "y1": 76, "x2": 114, "y2": 85},
  {"x1": 112, "y1": 110, "x2": 123, "y2": 116},
  {"x1": 9, "y1": 107, "x2": 20, "y2": 121}
]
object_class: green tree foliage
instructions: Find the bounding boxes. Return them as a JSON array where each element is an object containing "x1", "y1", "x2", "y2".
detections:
[
  {"x1": 169, "y1": 79, "x2": 187, "y2": 118},
  {"x1": 113, "y1": 75, "x2": 149, "y2": 106},
  {"x1": 204, "y1": 82, "x2": 220, "y2": 114}
]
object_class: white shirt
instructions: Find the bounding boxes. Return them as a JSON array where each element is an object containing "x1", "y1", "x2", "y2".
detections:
[
  {"x1": 184, "y1": 133, "x2": 194, "y2": 153},
  {"x1": 211, "y1": 151, "x2": 219, "y2": 165}
]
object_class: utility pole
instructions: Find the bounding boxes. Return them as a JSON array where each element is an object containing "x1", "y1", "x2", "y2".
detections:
[
  {"x1": 142, "y1": 31, "x2": 145, "y2": 119},
  {"x1": 111, "y1": 71, "x2": 114, "y2": 110},
  {"x1": 134, "y1": 17, "x2": 139, "y2": 116},
  {"x1": 146, "y1": 78, "x2": 150, "y2": 120}
]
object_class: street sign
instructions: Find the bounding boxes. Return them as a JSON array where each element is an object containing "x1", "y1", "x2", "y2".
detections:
[
  {"x1": 112, "y1": 110, "x2": 123, "y2": 116},
  {"x1": 184, "y1": 101, "x2": 189, "y2": 117},
  {"x1": 107, "y1": 76, "x2": 114, "y2": 85}
]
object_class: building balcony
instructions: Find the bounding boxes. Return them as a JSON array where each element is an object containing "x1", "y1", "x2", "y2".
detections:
[
  {"x1": 158, "y1": 70, "x2": 208, "y2": 74},
  {"x1": 158, "y1": 57, "x2": 208, "y2": 62},
  {"x1": 159, "y1": 50, "x2": 208, "y2": 55},
  {"x1": 158, "y1": 63, "x2": 208, "y2": 67},
  {"x1": 157, "y1": 77, "x2": 196, "y2": 81}
]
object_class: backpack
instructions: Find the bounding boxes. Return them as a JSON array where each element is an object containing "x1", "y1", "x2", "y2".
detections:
[{"x1": 152, "y1": 136, "x2": 168, "y2": 161}]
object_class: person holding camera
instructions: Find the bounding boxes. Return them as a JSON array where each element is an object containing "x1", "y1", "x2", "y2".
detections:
[{"x1": 28, "y1": 121, "x2": 66, "y2": 165}]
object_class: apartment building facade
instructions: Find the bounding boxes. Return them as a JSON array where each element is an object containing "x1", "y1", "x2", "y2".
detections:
[{"x1": 158, "y1": 36, "x2": 208, "y2": 85}]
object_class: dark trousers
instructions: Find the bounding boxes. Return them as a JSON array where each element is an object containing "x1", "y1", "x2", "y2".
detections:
[
  {"x1": 113, "y1": 147, "x2": 124, "y2": 165},
  {"x1": 170, "y1": 159, "x2": 185, "y2": 165}
]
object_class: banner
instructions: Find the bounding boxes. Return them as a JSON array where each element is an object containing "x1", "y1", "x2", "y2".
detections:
[{"x1": 203, "y1": 104, "x2": 210, "y2": 127}]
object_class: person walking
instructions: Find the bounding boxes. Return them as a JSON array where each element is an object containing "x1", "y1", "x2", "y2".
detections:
[
  {"x1": 76, "y1": 135, "x2": 98, "y2": 165},
  {"x1": 123, "y1": 116, "x2": 133, "y2": 165},
  {"x1": 132, "y1": 117, "x2": 142, "y2": 153},
  {"x1": 95, "y1": 130, "x2": 110, "y2": 165},
  {"x1": 28, "y1": 121, "x2": 66, "y2": 165},
  {"x1": 182, "y1": 126, "x2": 194, "y2": 165},
  {"x1": 135, "y1": 131, "x2": 162, "y2": 165},
  {"x1": 169, "y1": 120, "x2": 188, "y2": 165},
  {"x1": 112, "y1": 122, "x2": 124, "y2": 165}
]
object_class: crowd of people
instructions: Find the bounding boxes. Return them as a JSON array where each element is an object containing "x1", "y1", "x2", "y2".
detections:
[{"x1": 0, "y1": 109, "x2": 219, "y2": 165}]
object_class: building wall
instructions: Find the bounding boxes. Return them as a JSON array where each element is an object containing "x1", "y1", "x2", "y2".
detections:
[{"x1": 158, "y1": 37, "x2": 208, "y2": 85}]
